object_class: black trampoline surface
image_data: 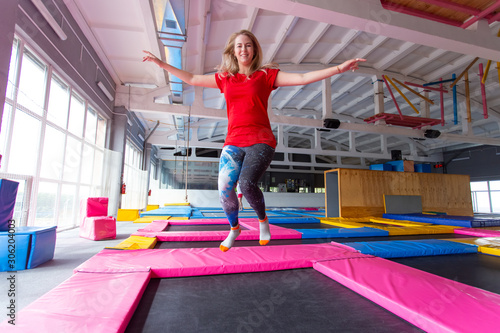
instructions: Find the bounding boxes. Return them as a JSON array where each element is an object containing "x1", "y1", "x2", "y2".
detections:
[
  {"x1": 125, "y1": 268, "x2": 424, "y2": 333},
  {"x1": 167, "y1": 224, "x2": 243, "y2": 232},
  {"x1": 391, "y1": 253, "x2": 500, "y2": 294}
]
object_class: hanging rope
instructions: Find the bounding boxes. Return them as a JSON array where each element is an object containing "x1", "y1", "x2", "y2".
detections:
[{"x1": 184, "y1": 107, "x2": 191, "y2": 203}]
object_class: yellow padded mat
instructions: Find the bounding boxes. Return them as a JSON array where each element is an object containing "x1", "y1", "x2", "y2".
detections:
[
  {"x1": 133, "y1": 216, "x2": 171, "y2": 223},
  {"x1": 117, "y1": 209, "x2": 140, "y2": 221},
  {"x1": 146, "y1": 205, "x2": 160, "y2": 211},
  {"x1": 449, "y1": 237, "x2": 500, "y2": 256},
  {"x1": 320, "y1": 218, "x2": 370, "y2": 228},
  {"x1": 383, "y1": 225, "x2": 456, "y2": 236},
  {"x1": 369, "y1": 218, "x2": 431, "y2": 227},
  {"x1": 107, "y1": 235, "x2": 157, "y2": 250},
  {"x1": 321, "y1": 217, "x2": 455, "y2": 235}
]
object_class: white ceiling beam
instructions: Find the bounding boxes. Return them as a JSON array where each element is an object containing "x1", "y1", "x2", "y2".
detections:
[
  {"x1": 374, "y1": 42, "x2": 420, "y2": 71},
  {"x1": 277, "y1": 86, "x2": 304, "y2": 110},
  {"x1": 335, "y1": 89, "x2": 374, "y2": 114},
  {"x1": 317, "y1": 76, "x2": 369, "y2": 111},
  {"x1": 355, "y1": 35, "x2": 388, "y2": 59},
  {"x1": 243, "y1": 6, "x2": 259, "y2": 30},
  {"x1": 121, "y1": 85, "x2": 500, "y2": 148},
  {"x1": 227, "y1": 0, "x2": 500, "y2": 61},
  {"x1": 193, "y1": 0, "x2": 211, "y2": 75},
  {"x1": 296, "y1": 89, "x2": 321, "y2": 109},
  {"x1": 402, "y1": 49, "x2": 447, "y2": 76},
  {"x1": 292, "y1": 22, "x2": 330, "y2": 64},
  {"x1": 263, "y1": 15, "x2": 298, "y2": 63},
  {"x1": 320, "y1": 29, "x2": 361, "y2": 64},
  {"x1": 423, "y1": 54, "x2": 477, "y2": 82}
]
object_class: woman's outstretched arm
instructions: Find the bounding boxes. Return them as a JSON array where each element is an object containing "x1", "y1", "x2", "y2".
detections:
[
  {"x1": 143, "y1": 50, "x2": 218, "y2": 88},
  {"x1": 274, "y1": 58, "x2": 366, "y2": 87}
]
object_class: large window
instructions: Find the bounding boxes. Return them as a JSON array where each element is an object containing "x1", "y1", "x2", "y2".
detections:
[
  {"x1": 159, "y1": 159, "x2": 219, "y2": 190},
  {"x1": 122, "y1": 140, "x2": 147, "y2": 209},
  {"x1": 471, "y1": 180, "x2": 500, "y2": 213},
  {"x1": 1, "y1": 36, "x2": 109, "y2": 230}
]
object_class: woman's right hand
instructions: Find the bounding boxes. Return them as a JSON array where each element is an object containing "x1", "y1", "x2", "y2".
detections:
[
  {"x1": 142, "y1": 50, "x2": 160, "y2": 65},
  {"x1": 142, "y1": 50, "x2": 218, "y2": 88}
]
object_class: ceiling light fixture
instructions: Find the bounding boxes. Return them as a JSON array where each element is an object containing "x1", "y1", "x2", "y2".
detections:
[
  {"x1": 97, "y1": 81, "x2": 114, "y2": 101},
  {"x1": 124, "y1": 82, "x2": 158, "y2": 89}
]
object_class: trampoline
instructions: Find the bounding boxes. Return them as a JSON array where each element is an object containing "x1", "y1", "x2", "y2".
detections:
[
  {"x1": 3, "y1": 213, "x2": 500, "y2": 332},
  {"x1": 125, "y1": 268, "x2": 424, "y2": 332}
]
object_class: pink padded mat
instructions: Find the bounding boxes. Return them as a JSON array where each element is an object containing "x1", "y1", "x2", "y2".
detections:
[
  {"x1": 454, "y1": 227, "x2": 500, "y2": 237},
  {"x1": 314, "y1": 256, "x2": 500, "y2": 333},
  {"x1": 76, "y1": 243, "x2": 370, "y2": 278},
  {"x1": 0, "y1": 271, "x2": 150, "y2": 333}
]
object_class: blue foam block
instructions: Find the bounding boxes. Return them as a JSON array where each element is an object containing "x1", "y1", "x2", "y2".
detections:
[
  {"x1": 385, "y1": 160, "x2": 405, "y2": 172},
  {"x1": 0, "y1": 233, "x2": 30, "y2": 271},
  {"x1": 345, "y1": 239, "x2": 477, "y2": 258},
  {"x1": 298, "y1": 227, "x2": 389, "y2": 239},
  {"x1": 370, "y1": 163, "x2": 393, "y2": 171},
  {"x1": 0, "y1": 179, "x2": 19, "y2": 232},
  {"x1": 414, "y1": 163, "x2": 431, "y2": 173},
  {"x1": 17, "y1": 226, "x2": 57, "y2": 269}
]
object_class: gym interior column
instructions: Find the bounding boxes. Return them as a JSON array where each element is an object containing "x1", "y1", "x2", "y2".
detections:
[
  {"x1": 109, "y1": 105, "x2": 128, "y2": 208},
  {"x1": 0, "y1": 0, "x2": 18, "y2": 128}
]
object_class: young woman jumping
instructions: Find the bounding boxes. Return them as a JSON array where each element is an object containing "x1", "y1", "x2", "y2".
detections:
[{"x1": 143, "y1": 30, "x2": 365, "y2": 251}]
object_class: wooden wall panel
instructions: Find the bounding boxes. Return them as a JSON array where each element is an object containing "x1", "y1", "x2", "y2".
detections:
[{"x1": 325, "y1": 169, "x2": 473, "y2": 218}]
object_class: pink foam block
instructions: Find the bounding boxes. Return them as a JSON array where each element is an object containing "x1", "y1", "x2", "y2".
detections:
[
  {"x1": 134, "y1": 220, "x2": 302, "y2": 241},
  {"x1": 76, "y1": 244, "x2": 370, "y2": 278},
  {"x1": 80, "y1": 216, "x2": 116, "y2": 241},
  {"x1": 314, "y1": 257, "x2": 500, "y2": 333},
  {"x1": 136, "y1": 220, "x2": 170, "y2": 232},
  {"x1": 455, "y1": 227, "x2": 500, "y2": 237},
  {"x1": 80, "y1": 197, "x2": 108, "y2": 219},
  {"x1": 0, "y1": 271, "x2": 151, "y2": 333}
]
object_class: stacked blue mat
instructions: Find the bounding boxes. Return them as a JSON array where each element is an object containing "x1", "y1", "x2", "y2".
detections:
[
  {"x1": 343, "y1": 239, "x2": 477, "y2": 258},
  {"x1": 383, "y1": 213, "x2": 500, "y2": 228},
  {"x1": 298, "y1": 227, "x2": 389, "y2": 239},
  {"x1": 141, "y1": 206, "x2": 193, "y2": 218}
]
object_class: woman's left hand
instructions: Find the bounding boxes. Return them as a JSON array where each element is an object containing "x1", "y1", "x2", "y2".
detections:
[{"x1": 339, "y1": 58, "x2": 366, "y2": 73}]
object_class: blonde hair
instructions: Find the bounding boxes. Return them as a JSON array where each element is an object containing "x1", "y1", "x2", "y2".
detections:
[{"x1": 217, "y1": 30, "x2": 277, "y2": 77}]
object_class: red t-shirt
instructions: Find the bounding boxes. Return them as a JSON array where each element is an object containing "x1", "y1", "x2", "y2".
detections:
[{"x1": 215, "y1": 68, "x2": 279, "y2": 148}]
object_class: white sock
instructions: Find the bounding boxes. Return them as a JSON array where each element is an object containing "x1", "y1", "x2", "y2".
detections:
[
  {"x1": 220, "y1": 225, "x2": 241, "y2": 252},
  {"x1": 259, "y1": 217, "x2": 271, "y2": 246}
]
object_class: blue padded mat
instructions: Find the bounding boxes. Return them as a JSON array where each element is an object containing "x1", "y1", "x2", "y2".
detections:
[
  {"x1": 344, "y1": 239, "x2": 477, "y2": 258},
  {"x1": 190, "y1": 209, "x2": 204, "y2": 218},
  {"x1": 266, "y1": 211, "x2": 304, "y2": 217},
  {"x1": 298, "y1": 227, "x2": 389, "y2": 239},
  {"x1": 141, "y1": 206, "x2": 193, "y2": 217},
  {"x1": 268, "y1": 217, "x2": 320, "y2": 224},
  {"x1": 291, "y1": 211, "x2": 326, "y2": 218},
  {"x1": 0, "y1": 179, "x2": 18, "y2": 232},
  {"x1": 383, "y1": 213, "x2": 500, "y2": 228}
]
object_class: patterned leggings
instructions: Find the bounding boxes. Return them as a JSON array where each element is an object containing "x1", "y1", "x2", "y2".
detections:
[{"x1": 218, "y1": 144, "x2": 275, "y2": 227}]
